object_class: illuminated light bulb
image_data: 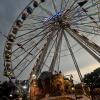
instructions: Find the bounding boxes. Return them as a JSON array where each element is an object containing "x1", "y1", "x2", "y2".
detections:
[
  {"x1": 23, "y1": 85, "x2": 27, "y2": 89},
  {"x1": 9, "y1": 94, "x2": 13, "y2": 97}
]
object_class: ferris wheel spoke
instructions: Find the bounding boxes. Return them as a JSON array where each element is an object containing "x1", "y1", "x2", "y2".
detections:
[
  {"x1": 64, "y1": 4, "x2": 78, "y2": 17},
  {"x1": 12, "y1": 30, "x2": 53, "y2": 71},
  {"x1": 85, "y1": 0, "x2": 100, "y2": 10},
  {"x1": 49, "y1": 30, "x2": 63, "y2": 72},
  {"x1": 63, "y1": 0, "x2": 69, "y2": 10},
  {"x1": 13, "y1": 38, "x2": 48, "y2": 62},
  {"x1": 72, "y1": 13, "x2": 99, "y2": 25},
  {"x1": 63, "y1": 5, "x2": 80, "y2": 20},
  {"x1": 17, "y1": 32, "x2": 47, "y2": 44},
  {"x1": 68, "y1": 7, "x2": 85, "y2": 19},
  {"x1": 45, "y1": 34, "x2": 59, "y2": 61},
  {"x1": 28, "y1": 17, "x2": 44, "y2": 21},
  {"x1": 28, "y1": 16, "x2": 45, "y2": 22},
  {"x1": 28, "y1": 15, "x2": 45, "y2": 21},
  {"x1": 12, "y1": 26, "x2": 52, "y2": 54},
  {"x1": 72, "y1": 6, "x2": 100, "y2": 24},
  {"x1": 74, "y1": 23, "x2": 100, "y2": 30},
  {"x1": 74, "y1": 23, "x2": 100, "y2": 32},
  {"x1": 19, "y1": 29, "x2": 36, "y2": 31},
  {"x1": 12, "y1": 44, "x2": 38, "y2": 61},
  {"x1": 12, "y1": 29, "x2": 53, "y2": 61},
  {"x1": 39, "y1": 5, "x2": 53, "y2": 16},
  {"x1": 68, "y1": 0, "x2": 78, "y2": 11},
  {"x1": 64, "y1": 0, "x2": 77, "y2": 13},
  {"x1": 55, "y1": 30, "x2": 63, "y2": 72},
  {"x1": 19, "y1": 27, "x2": 43, "y2": 31},
  {"x1": 74, "y1": 21, "x2": 100, "y2": 25},
  {"x1": 31, "y1": 31, "x2": 58, "y2": 75},
  {"x1": 73, "y1": 12, "x2": 99, "y2": 20},
  {"x1": 50, "y1": 43, "x2": 78, "y2": 55},
  {"x1": 16, "y1": 49, "x2": 42, "y2": 78},
  {"x1": 91, "y1": 0, "x2": 94, "y2": 4},
  {"x1": 21, "y1": 21, "x2": 44, "y2": 29},
  {"x1": 72, "y1": 17, "x2": 89, "y2": 24},
  {"x1": 60, "y1": 0, "x2": 64, "y2": 11},
  {"x1": 18, "y1": 23, "x2": 52, "y2": 38},
  {"x1": 16, "y1": 26, "x2": 51, "y2": 46},
  {"x1": 63, "y1": 30, "x2": 83, "y2": 81},
  {"x1": 28, "y1": 14, "x2": 46, "y2": 19},
  {"x1": 35, "y1": 32, "x2": 59, "y2": 75},
  {"x1": 24, "y1": 21, "x2": 43, "y2": 25},
  {"x1": 77, "y1": 29, "x2": 100, "y2": 36},
  {"x1": 39, "y1": 29, "x2": 62, "y2": 72},
  {"x1": 66, "y1": 28, "x2": 100, "y2": 61},
  {"x1": 60, "y1": 47, "x2": 83, "y2": 58},
  {"x1": 32, "y1": 29, "x2": 59, "y2": 75},
  {"x1": 73, "y1": 23, "x2": 100, "y2": 30},
  {"x1": 96, "y1": 2, "x2": 100, "y2": 21},
  {"x1": 80, "y1": 11, "x2": 100, "y2": 27},
  {"x1": 52, "y1": 0, "x2": 57, "y2": 13},
  {"x1": 17, "y1": 59, "x2": 29, "y2": 71},
  {"x1": 19, "y1": 25, "x2": 51, "y2": 43},
  {"x1": 16, "y1": 25, "x2": 45, "y2": 38}
]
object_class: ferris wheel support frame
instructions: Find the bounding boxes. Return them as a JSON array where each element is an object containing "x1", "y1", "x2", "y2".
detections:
[
  {"x1": 30, "y1": 32, "x2": 53, "y2": 80},
  {"x1": 49, "y1": 30, "x2": 63, "y2": 73},
  {"x1": 63, "y1": 30, "x2": 83, "y2": 82}
]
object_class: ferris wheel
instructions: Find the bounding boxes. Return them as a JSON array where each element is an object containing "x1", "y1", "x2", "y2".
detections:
[{"x1": 4, "y1": 0, "x2": 100, "y2": 82}]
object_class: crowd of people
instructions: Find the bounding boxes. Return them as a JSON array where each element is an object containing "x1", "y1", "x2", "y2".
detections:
[{"x1": 0, "y1": 80, "x2": 29, "y2": 100}]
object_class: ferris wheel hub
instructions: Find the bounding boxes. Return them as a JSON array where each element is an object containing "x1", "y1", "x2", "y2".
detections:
[
  {"x1": 44, "y1": 11, "x2": 62, "y2": 21},
  {"x1": 43, "y1": 10, "x2": 71, "y2": 30}
]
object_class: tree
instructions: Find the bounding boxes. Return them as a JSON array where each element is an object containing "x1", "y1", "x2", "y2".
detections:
[{"x1": 83, "y1": 68, "x2": 100, "y2": 87}]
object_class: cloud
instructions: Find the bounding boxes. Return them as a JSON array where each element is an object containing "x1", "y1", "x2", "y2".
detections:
[{"x1": 64, "y1": 63, "x2": 100, "y2": 83}]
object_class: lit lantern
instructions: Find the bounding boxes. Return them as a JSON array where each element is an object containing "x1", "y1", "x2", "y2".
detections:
[
  {"x1": 12, "y1": 27, "x2": 18, "y2": 34},
  {"x1": 16, "y1": 20, "x2": 23, "y2": 28},
  {"x1": 33, "y1": 1, "x2": 38, "y2": 8},
  {"x1": 5, "y1": 59, "x2": 11, "y2": 62},
  {"x1": 6, "y1": 42, "x2": 12, "y2": 50},
  {"x1": 27, "y1": 7, "x2": 33, "y2": 14},
  {"x1": 5, "y1": 52, "x2": 11, "y2": 57},
  {"x1": 22, "y1": 12, "x2": 28, "y2": 20},
  {"x1": 8, "y1": 34, "x2": 15, "y2": 42},
  {"x1": 5, "y1": 62, "x2": 11, "y2": 68}
]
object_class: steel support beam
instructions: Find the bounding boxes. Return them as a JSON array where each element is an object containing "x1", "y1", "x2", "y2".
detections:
[
  {"x1": 31, "y1": 34, "x2": 52, "y2": 78},
  {"x1": 63, "y1": 30, "x2": 83, "y2": 82},
  {"x1": 49, "y1": 31, "x2": 63, "y2": 72}
]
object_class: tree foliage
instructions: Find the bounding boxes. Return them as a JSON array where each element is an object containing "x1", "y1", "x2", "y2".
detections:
[{"x1": 83, "y1": 68, "x2": 100, "y2": 87}]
